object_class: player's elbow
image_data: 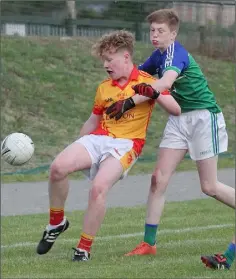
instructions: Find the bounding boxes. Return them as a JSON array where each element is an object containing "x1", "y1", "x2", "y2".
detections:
[
  {"x1": 158, "y1": 95, "x2": 181, "y2": 116},
  {"x1": 166, "y1": 101, "x2": 181, "y2": 116},
  {"x1": 168, "y1": 95, "x2": 181, "y2": 116},
  {"x1": 172, "y1": 104, "x2": 181, "y2": 116}
]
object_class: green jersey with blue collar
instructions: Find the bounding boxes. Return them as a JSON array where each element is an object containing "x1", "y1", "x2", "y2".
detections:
[{"x1": 138, "y1": 41, "x2": 221, "y2": 113}]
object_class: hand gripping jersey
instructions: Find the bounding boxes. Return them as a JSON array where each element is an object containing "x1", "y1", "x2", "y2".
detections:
[
  {"x1": 138, "y1": 41, "x2": 221, "y2": 113},
  {"x1": 91, "y1": 66, "x2": 169, "y2": 155}
]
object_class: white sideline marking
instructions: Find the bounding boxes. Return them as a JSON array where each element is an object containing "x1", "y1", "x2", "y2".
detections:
[
  {"x1": 0, "y1": 238, "x2": 227, "y2": 265},
  {"x1": 1, "y1": 223, "x2": 233, "y2": 249}
]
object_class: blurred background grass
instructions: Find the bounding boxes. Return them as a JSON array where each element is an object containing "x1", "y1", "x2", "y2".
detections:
[
  {"x1": 1, "y1": 0, "x2": 235, "y2": 181},
  {"x1": 1, "y1": 37, "x2": 235, "y2": 182}
]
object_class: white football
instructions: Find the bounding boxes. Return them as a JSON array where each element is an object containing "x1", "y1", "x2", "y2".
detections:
[{"x1": 1, "y1": 133, "x2": 34, "y2": 166}]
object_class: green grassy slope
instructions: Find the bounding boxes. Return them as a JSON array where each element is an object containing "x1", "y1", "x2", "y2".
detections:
[{"x1": 1, "y1": 37, "x2": 235, "y2": 175}]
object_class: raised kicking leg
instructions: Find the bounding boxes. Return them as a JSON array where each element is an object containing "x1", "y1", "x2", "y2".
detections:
[{"x1": 36, "y1": 142, "x2": 92, "y2": 255}]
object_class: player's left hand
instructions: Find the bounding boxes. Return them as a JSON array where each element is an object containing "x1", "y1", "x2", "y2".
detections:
[
  {"x1": 105, "y1": 97, "x2": 135, "y2": 121},
  {"x1": 132, "y1": 83, "x2": 160, "y2": 99}
]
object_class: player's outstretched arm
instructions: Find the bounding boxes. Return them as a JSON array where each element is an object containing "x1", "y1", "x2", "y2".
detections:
[
  {"x1": 131, "y1": 70, "x2": 178, "y2": 105},
  {"x1": 152, "y1": 70, "x2": 178, "y2": 93},
  {"x1": 106, "y1": 70, "x2": 180, "y2": 119},
  {"x1": 79, "y1": 113, "x2": 102, "y2": 137},
  {"x1": 132, "y1": 86, "x2": 181, "y2": 116}
]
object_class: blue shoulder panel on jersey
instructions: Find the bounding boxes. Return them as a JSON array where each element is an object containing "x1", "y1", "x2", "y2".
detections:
[
  {"x1": 163, "y1": 41, "x2": 190, "y2": 75},
  {"x1": 138, "y1": 50, "x2": 160, "y2": 75}
]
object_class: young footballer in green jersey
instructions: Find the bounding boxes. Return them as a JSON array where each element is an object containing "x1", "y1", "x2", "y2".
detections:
[{"x1": 105, "y1": 9, "x2": 235, "y2": 269}]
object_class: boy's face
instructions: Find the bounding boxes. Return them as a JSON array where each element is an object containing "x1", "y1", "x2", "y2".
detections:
[
  {"x1": 101, "y1": 48, "x2": 129, "y2": 80},
  {"x1": 149, "y1": 22, "x2": 177, "y2": 51}
]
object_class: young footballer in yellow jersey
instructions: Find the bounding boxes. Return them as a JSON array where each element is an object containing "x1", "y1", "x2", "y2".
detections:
[{"x1": 36, "y1": 30, "x2": 181, "y2": 261}]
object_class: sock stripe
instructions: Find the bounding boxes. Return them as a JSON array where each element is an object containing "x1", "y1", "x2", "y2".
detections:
[
  {"x1": 77, "y1": 232, "x2": 94, "y2": 253},
  {"x1": 50, "y1": 208, "x2": 64, "y2": 212},
  {"x1": 81, "y1": 232, "x2": 94, "y2": 240},
  {"x1": 146, "y1": 223, "x2": 158, "y2": 228}
]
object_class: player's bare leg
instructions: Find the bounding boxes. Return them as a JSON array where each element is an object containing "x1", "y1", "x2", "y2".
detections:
[
  {"x1": 36, "y1": 142, "x2": 92, "y2": 255},
  {"x1": 196, "y1": 156, "x2": 235, "y2": 208},
  {"x1": 73, "y1": 156, "x2": 123, "y2": 261},
  {"x1": 125, "y1": 148, "x2": 187, "y2": 256},
  {"x1": 146, "y1": 148, "x2": 187, "y2": 224},
  {"x1": 197, "y1": 156, "x2": 235, "y2": 269},
  {"x1": 49, "y1": 142, "x2": 92, "y2": 209}
]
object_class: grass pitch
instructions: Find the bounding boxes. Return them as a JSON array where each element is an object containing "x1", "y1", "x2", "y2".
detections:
[{"x1": 2, "y1": 199, "x2": 235, "y2": 278}]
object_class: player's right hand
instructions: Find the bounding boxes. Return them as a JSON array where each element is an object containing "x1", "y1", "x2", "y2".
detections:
[{"x1": 132, "y1": 83, "x2": 160, "y2": 99}]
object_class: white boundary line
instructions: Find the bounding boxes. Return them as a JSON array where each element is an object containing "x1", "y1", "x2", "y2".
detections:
[{"x1": 1, "y1": 223, "x2": 233, "y2": 249}]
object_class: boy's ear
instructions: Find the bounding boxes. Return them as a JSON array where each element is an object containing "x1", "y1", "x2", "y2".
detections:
[
  {"x1": 171, "y1": 30, "x2": 177, "y2": 40},
  {"x1": 124, "y1": 51, "x2": 130, "y2": 61}
]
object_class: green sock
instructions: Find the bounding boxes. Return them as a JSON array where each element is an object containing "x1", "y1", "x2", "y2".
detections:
[
  {"x1": 144, "y1": 223, "x2": 158, "y2": 246},
  {"x1": 223, "y1": 242, "x2": 235, "y2": 266}
]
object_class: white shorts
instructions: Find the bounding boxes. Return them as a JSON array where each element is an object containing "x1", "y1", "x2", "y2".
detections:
[
  {"x1": 159, "y1": 109, "x2": 228, "y2": 161},
  {"x1": 75, "y1": 135, "x2": 138, "y2": 180}
]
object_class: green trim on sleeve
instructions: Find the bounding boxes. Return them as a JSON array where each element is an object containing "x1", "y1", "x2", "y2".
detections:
[{"x1": 163, "y1": 66, "x2": 181, "y2": 74}]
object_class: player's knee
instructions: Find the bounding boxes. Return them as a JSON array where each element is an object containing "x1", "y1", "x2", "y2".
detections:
[
  {"x1": 150, "y1": 170, "x2": 169, "y2": 193},
  {"x1": 49, "y1": 161, "x2": 67, "y2": 182},
  {"x1": 89, "y1": 183, "x2": 108, "y2": 202},
  {"x1": 201, "y1": 180, "x2": 217, "y2": 197}
]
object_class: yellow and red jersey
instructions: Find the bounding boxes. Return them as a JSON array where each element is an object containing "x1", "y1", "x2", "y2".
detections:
[{"x1": 91, "y1": 66, "x2": 168, "y2": 155}]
